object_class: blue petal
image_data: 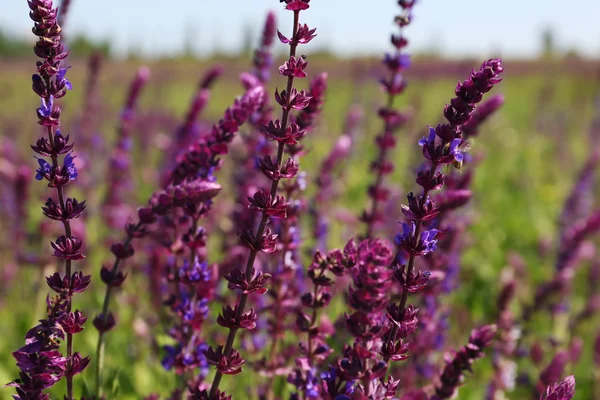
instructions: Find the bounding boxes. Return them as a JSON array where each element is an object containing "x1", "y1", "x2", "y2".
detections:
[
  {"x1": 449, "y1": 138, "x2": 461, "y2": 153},
  {"x1": 428, "y1": 126, "x2": 436, "y2": 142}
]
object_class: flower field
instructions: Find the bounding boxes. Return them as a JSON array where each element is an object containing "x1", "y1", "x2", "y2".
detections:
[{"x1": 0, "y1": 1, "x2": 598, "y2": 399}]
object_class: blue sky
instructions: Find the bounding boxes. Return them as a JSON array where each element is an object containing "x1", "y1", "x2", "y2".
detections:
[{"x1": 3, "y1": 0, "x2": 600, "y2": 58}]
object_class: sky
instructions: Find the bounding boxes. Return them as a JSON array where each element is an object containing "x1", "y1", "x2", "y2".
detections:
[{"x1": 3, "y1": 0, "x2": 600, "y2": 58}]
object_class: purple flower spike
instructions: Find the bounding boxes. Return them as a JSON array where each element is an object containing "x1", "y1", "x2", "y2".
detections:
[
  {"x1": 13, "y1": 1, "x2": 91, "y2": 398},
  {"x1": 540, "y1": 375, "x2": 575, "y2": 400}
]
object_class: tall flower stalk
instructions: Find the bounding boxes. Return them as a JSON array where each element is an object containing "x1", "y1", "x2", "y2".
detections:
[
  {"x1": 7, "y1": 1, "x2": 90, "y2": 399},
  {"x1": 102, "y1": 66, "x2": 150, "y2": 230},
  {"x1": 361, "y1": 0, "x2": 414, "y2": 239},
  {"x1": 385, "y1": 60, "x2": 505, "y2": 381},
  {"x1": 203, "y1": 1, "x2": 315, "y2": 398}
]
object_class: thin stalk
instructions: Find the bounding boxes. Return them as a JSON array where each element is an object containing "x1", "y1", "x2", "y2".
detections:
[
  {"x1": 364, "y1": 23, "x2": 405, "y2": 240},
  {"x1": 365, "y1": 91, "x2": 396, "y2": 240},
  {"x1": 94, "y1": 228, "x2": 137, "y2": 398},
  {"x1": 209, "y1": 11, "x2": 300, "y2": 398}
]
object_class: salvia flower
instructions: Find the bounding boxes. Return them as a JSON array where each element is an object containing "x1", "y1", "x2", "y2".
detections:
[
  {"x1": 540, "y1": 375, "x2": 575, "y2": 400},
  {"x1": 9, "y1": 1, "x2": 90, "y2": 398},
  {"x1": 362, "y1": 0, "x2": 415, "y2": 239},
  {"x1": 434, "y1": 325, "x2": 497, "y2": 399},
  {"x1": 205, "y1": 2, "x2": 314, "y2": 398}
]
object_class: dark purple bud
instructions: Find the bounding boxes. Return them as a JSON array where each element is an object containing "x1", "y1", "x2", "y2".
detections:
[
  {"x1": 204, "y1": 346, "x2": 245, "y2": 375},
  {"x1": 381, "y1": 338, "x2": 410, "y2": 361},
  {"x1": 199, "y1": 64, "x2": 224, "y2": 90},
  {"x1": 217, "y1": 305, "x2": 258, "y2": 330},
  {"x1": 110, "y1": 242, "x2": 134, "y2": 259},
  {"x1": 93, "y1": 313, "x2": 116, "y2": 333},
  {"x1": 100, "y1": 266, "x2": 127, "y2": 287},
  {"x1": 46, "y1": 271, "x2": 91, "y2": 293},
  {"x1": 278, "y1": 55, "x2": 308, "y2": 78},
  {"x1": 65, "y1": 352, "x2": 90, "y2": 377},
  {"x1": 540, "y1": 375, "x2": 575, "y2": 400},
  {"x1": 416, "y1": 168, "x2": 444, "y2": 191},
  {"x1": 32, "y1": 73, "x2": 47, "y2": 97},
  {"x1": 137, "y1": 207, "x2": 157, "y2": 224},
  {"x1": 247, "y1": 190, "x2": 289, "y2": 219},
  {"x1": 60, "y1": 310, "x2": 87, "y2": 334},
  {"x1": 296, "y1": 312, "x2": 312, "y2": 332},
  {"x1": 51, "y1": 235, "x2": 84, "y2": 260}
]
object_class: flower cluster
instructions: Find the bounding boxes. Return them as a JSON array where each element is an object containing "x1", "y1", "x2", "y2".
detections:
[
  {"x1": 7, "y1": 1, "x2": 90, "y2": 399},
  {"x1": 288, "y1": 242, "x2": 357, "y2": 397},
  {"x1": 433, "y1": 324, "x2": 497, "y2": 399},
  {"x1": 12, "y1": 1, "x2": 595, "y2": 399}
]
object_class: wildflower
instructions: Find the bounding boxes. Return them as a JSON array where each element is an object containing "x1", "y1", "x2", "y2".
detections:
[
  {"x1": 540, "y1": 375, "x2": 575, "y2": 400},
  {"x1": 434, "y1": 325, "x2": 497, "y2": 398}
]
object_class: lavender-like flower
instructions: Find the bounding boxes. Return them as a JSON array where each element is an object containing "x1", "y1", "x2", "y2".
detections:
[
  {"x1": 204, "y1": 1, "x2": 315, "y2": 397},
  {"x1": 535, "y1": 351, "x2": 570, "y2": 398},
  {"x1": 7, "y1": 2, "x2": 90, "y2": 399},
  {"x1": 289, "y1": 242, "x2": 357, "y2": 398},
  {"x1": 102, "y1": 66, "x2": 150, "y2": 230},
  {"x1": 433, "y1": 324, "x2": 497, "y2": 399},
  {"x1": 521, "y1": 147, "x2": 600, "y2": 325},
  {"x1": 160, "y1": 65, "x2": 223, "y2": 186},
  {"x1": 361, "y1": 0, "x2": 414, "y2": 239},
  {"x1": 254, "y1": 11, "x2": 277, "y2": 83},
  {"x1": 382, "y1": 58, "x2": 504, "y2": 391},
  {"x1": 540, "y1": 375, "x2": 575, "y2": 400}
]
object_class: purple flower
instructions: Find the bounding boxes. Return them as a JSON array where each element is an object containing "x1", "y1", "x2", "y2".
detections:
[
  {"x1": 540, "y1": 375, "x2": 575, "y2": 400},
  {"x1": 177, "y1": 258, "x2": 210, "y2": 283},
  {"x1": 395, "y1": 222, "x2": 439, "y2": 255},
  {"x1": 35, "y1": 158, "x2": 52, "y2": 181},
  {"x1": 448, "y1": 139, "x2": 464, "y2": 163},
  {"x1": 435, "y1": 324, "x2": 497, "y2": 398},
  {"x1": 56, "y1": 67, "x2": 72, "y2": 90},
  {"x1": 383, "y1": 52, "x2": 411, "y2": 70},
  {"x1": 418, "y1": 126, "x2": 436, "y2": 147},
  {"x1": 63, "y1": 153, "x2": 77, "y2": 180},
  {"x1": 278, "y1": 55, "x2": 308, "y2": 78},
  {"x1": 37, "y1": 96, "x2": 54, "y2": 118}
]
